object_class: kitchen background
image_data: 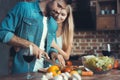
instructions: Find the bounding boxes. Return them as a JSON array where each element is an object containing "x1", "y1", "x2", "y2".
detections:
[
  {"x1": 72, "y1": 31, "x2": 120, "y2": 56},
  {"x1": 0, "y1": 0, "x2": 120, "y2": 76}
]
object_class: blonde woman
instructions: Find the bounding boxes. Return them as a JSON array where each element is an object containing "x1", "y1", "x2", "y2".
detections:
[{"x1": 50, "y1": 5, "x2": 74, "y2": 65}]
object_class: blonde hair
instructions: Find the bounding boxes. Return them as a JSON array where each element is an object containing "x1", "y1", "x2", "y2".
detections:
[{"x1": 62, "y1": 5, "x2": 74, "y2": 51}]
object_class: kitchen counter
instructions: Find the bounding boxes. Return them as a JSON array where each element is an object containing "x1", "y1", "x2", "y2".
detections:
[
  {"x1": 82, "y1": 69, "x2": 120, "y2": 80},
  {"x1": 0, "y1": 69, "x2": 120, "y2": 80}
]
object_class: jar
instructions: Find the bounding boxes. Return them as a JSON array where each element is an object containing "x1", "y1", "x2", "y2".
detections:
[
  {"x1": 111, "y1": 10, "x2": 115, "y2": 14},
  {"x1": 101, "y1": 10, "x2": 105, "y2": 15}
]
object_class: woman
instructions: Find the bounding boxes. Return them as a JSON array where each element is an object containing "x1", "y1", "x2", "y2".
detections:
[{"x1": 50, "y1": 5, "x2": 74, "y2": 63}]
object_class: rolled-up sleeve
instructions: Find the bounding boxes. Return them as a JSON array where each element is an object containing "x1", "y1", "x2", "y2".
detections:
[
  {"x1": 0, "y1": 3, "x2": 22, "y2": 43},
  {"x1": 2, "y1": 32, "x2": 14, "y2": 43}
]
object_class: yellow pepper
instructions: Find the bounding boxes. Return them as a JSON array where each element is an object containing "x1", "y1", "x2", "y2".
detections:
[{"x1": 47, "y1": 65, "x2": 61, "y2": 76}]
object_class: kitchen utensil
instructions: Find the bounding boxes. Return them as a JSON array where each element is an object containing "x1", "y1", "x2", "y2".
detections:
[{"x1": 41, "y1": 55, "x2": 63, "y2": 68}]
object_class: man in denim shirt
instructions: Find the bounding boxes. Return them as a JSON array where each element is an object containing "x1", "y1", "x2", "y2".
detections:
[{"x1": 0, "y1": 0, "x2": 67, "y2": 74}]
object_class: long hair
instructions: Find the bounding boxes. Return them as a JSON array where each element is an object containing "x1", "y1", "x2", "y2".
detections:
[{"x1": 62, "y1": 5, "x2": 74, "y2": 51}]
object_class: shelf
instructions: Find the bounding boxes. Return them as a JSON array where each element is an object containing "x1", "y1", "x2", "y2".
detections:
[
  {"x1": 98, "y1": 0, "x2": 117, "y2": 2},
  {"x1": 96, "y1": 0, "x2": 120, "y2": 30},
  {"x1": 97, "y1": 0, "x2": 117, "y2": 16},
  {"x1": 97, "y1": 14, "x2": 117, "y2": 17}
]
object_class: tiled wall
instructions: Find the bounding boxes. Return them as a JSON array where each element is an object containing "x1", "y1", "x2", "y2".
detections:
[{"x1": 72, "y1": 30, "x2": 120, "y2": 56}]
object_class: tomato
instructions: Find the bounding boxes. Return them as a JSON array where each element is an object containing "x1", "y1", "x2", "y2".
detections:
[
  {"x1": 114, "y1": 60, "x2": 119, "y2": 69},
  {"x1": 62, "y1": 67, "x2": 72, "y2": 73},
  {"x1": 66, "y1": 60, "x2": 72, "y2": 66},
  {"x1": 47, "y1": 65, "x2": 61, "y2": 76},
  {"x1": 96, "y1": 67, "x2": 102, "y2": 71}
]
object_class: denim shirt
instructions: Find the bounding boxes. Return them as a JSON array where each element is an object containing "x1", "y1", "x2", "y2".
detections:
[{"x1": 0, "y1": 1, "x2": 58, "y2": 74}]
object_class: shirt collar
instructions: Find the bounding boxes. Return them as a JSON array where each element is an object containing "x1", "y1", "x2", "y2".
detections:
[{"x1": 34, "y1": 1, "x2": 42, "y2": 14}]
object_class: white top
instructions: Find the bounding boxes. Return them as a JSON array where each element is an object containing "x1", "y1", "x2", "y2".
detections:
[
  {"x1": 39, "y1": 16, "x2": 48, "y2": 50},
  {"x1": 56, "y1": 36, "x2": 62, "y2": 49},
  {"x1": 33, "y1": 16, "x2": 48, "y2": 72}
]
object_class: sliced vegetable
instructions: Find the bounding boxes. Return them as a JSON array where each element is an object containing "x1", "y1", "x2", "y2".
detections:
[{"x1": 81, "y1": 71, "x2": 93, "y2": 76}]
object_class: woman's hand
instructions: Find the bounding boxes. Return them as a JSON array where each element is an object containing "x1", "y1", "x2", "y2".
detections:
[
  {"x1": 57, "y1": 54, "x2": 65, "y2": 66},
  {"x1": 50, "y1": 52, "x2": 65, "y2": 66}
]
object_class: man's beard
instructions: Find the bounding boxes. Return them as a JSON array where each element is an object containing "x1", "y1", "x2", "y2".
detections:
[
  {"x1": 50, "y1": 10, "x2": 56, "y2": 16},
  {"x1": 50, "y1": 11, "x2": 59, "y2": 19}
]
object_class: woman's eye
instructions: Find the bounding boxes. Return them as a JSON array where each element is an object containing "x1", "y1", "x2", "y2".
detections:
[{"x1": 61, "y1": 13, "x2": 65, "y2": 16}]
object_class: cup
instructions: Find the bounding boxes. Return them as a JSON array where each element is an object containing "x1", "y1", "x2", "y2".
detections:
[
  {"x1": 111, "y1": 10, "x2": 115, "y2": 14},
  {"x1": 101, "y1": 10, "x2": 105, "y2": 15}
]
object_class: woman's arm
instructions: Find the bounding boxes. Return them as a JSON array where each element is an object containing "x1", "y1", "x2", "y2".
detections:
[
  {"x1": 51, "y1": 40, "x2": 72, "y2": 60},
  {"x1": 50, "y1": 51, "x2": 65, "y2": 66}
]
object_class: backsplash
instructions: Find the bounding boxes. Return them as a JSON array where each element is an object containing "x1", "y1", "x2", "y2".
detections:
[{"x1": 72, "y1": 30, "x2": 120, "y2": 56}]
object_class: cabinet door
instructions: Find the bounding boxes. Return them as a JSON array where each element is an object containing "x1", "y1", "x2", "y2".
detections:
[
  {"x1": 97, "y1": 15, "x2": 116, "y2": 30},
  {"x1": 116, "y1": 14, "x2": 120, "y2": 29}
]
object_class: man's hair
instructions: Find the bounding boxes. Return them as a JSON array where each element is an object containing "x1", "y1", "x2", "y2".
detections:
[
  {"x1": 64, "y1": 0, "x2": 70, "y2": 4},
  {"x1": 54, "y1": 0, "x2": 68, "y2": 4}
]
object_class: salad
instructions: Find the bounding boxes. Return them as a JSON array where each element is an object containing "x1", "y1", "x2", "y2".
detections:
[{"x1": 83, "y1": 55, "x2": 114, "y2": 73}]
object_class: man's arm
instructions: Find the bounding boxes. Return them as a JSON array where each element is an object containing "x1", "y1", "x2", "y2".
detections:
[
  {"x1": 8, "y1": 35, "x2": 49, "y2": 59},
  {"x1": 8, "y1": 35, "x2": 32, "y2": 48}
]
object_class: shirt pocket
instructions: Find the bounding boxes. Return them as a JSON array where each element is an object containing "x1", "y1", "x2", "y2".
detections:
[{"x1": 23, "y1": 17, "x2": 38, "y2": 36}]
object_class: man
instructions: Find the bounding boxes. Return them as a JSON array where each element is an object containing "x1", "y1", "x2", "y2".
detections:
[{"x1": 0, "y1": 0, "x2": 67, "y2": 74}]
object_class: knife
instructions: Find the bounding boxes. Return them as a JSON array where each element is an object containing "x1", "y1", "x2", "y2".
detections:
[{"x1": 41, "y1": 55, "x2": 63, "y2": 68}]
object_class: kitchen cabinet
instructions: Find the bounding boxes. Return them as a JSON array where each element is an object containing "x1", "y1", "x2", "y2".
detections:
[
  {"x1": 72, "y1": 0, "x2": 96, "y2": 31},
  {"x1": 68, "y1": 0, "x2": 120, "y2": 30},
  {"x1": 116, "y1": 14, "x2": 120, "y2": 29},
  {"x1": 95, "y1": 0, "x2": 120, "y2": 30},
  {"x1": 97, "y1": 15, "x2": 116, "y2": 30}
]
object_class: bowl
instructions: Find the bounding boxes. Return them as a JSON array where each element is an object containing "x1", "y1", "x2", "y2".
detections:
[{"x1": 82, "y1": 55, "x2": 114, "y2": 74}]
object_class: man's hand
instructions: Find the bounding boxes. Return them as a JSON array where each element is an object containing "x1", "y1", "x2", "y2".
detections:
[
  {"x1": 50, "y1": 52, "x2": 65, "y2": 66},
  {"x1": 9, "y1": 35, "x2": 49, "y2": 59},
  {"x1": 32, "y1": 44, "x2": 47, "y2": 59}
]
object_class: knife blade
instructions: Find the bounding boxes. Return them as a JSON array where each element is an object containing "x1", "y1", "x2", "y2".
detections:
[
  {"x1": 41, "y1": 55, "x2": 62, "y2": 68},
  {"x1": 44, "y1": 58, "x2": 61, "y2": 66}
]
